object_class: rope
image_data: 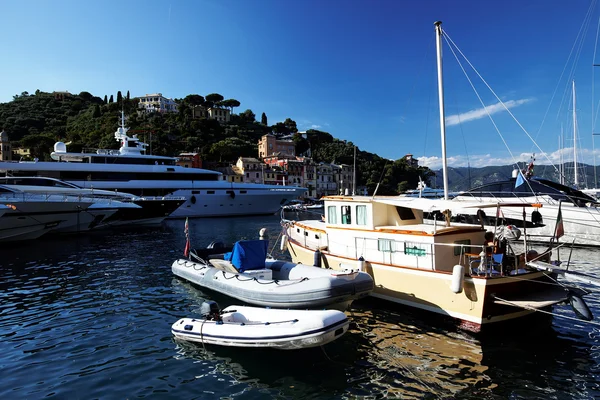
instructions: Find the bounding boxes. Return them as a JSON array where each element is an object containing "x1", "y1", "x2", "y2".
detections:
[{"x1": 491, "y1": 294, "x2": 600, "y2": 327}]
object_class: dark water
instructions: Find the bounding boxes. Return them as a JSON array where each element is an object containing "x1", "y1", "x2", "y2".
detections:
[{"x1": 2, "y1": 212, "x2": 600, "y2": 399}]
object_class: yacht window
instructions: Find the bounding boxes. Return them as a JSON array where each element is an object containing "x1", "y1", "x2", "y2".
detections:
[
  {"x1": 192, "y1": 191, "x2": 200, "y2": 194},
  {"x1": 356, "y1": 205, "x2": 367, "y2": 225},
  {"x1": 327, "y1": 206, "x2": 337, "y2": 224},
  {"x1": 378, "y1": 239, "x2": 394, "y2": 252},
  {"x1": 207, "y1": 191, "x2": 215, "y2": 194},
  {"x1": 341, "y1": 205, "x2": 352, "y2": 224},
  {"x1": 404, "y1": 242, "x2": 426, "y2": 256},
  {"x1": 240, "y1": 190, "x2": 247, "y2": 194},
  {"x1": 453, "y1": 240, "x2": 471, "y2": 256},
  {"x1": 396, "y1": 206, "x2": 415, "y2": 220}
]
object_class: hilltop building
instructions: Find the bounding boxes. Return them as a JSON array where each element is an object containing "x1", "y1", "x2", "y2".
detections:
[
  {"x1": 192, "y1": 106, "x2": 231, "y2": 123},
  {"x1": 176, "y1": 153, "x2": 202, "y2": 169},
  {"x1": 137, "y1": 93, "x2": 178, "y2": 113},
  {"x1": 258, "y1": 134, "x2": 295, "y2": 158}
]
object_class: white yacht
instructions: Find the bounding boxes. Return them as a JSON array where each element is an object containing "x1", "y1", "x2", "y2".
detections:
[
  {"x1": 0, "y1": 114, "x2": 306, "y2": 218},
  {"x1": 0, "y1": 185, "x2": 95, "y2": 242},
  {"x1": 0, "y1": 176, "x2": 185, "y2": 227}
]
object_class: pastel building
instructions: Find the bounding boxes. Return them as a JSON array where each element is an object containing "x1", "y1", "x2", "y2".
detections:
[
  {"x1": 258, "y1": 134, "x2": 295, "y2": 159},
  {"x1": 0, "y1": 130, "x2": 12, "y2": 161},
  {"x1": 137, "y1": 93, "x2": 178, "y2": 113}
]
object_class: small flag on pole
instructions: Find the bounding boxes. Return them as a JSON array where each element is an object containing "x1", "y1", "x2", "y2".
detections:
[
  {"x1": 554, "y1": 203, "x2": 564, "y2": 239},
  {"x1": 184, "y1": 217, "x2": 190, "y2": 257},
  {"x1": 515, "y1": 170, "x2": 525, "y2": 188}
]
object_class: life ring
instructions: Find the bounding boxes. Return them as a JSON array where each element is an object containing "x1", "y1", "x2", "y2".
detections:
[{"x1": 190, "y1": 195, "x2": 196, "y2": 204}]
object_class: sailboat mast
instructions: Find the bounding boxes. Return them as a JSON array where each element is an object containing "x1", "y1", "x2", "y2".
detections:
[
  {"x1": 434, "y1": 21, "x2": 449, "y2": 200},
  {"x1": 573, "y1": 80, "x2": 579, "y2": 187},
  {"x1": 352, "y1": 145, "x2": 356, "y2": 195}
]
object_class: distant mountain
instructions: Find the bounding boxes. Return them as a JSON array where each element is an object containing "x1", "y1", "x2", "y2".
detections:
[{"x1": 431, "y1": 163, "x2": 600, "y2": 192}]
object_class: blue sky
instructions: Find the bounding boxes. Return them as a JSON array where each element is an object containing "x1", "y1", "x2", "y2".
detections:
[{"x1": 3, "y1": 0, "x2": 600, "y2": 169}]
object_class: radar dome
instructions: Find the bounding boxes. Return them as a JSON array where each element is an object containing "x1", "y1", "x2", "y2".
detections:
[{"x1": 54, "y1": 142, "x2": 67, "y2": 153}]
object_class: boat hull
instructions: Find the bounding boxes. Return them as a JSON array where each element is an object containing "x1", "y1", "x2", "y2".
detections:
[
  {"x1": 286, "y1": 236, "x2": 562, "y2": 332},
  {"x1": 171, "y1": 306, "x2": 349, "y2": 349},
  {"x1": 172, "y1": 258, "x2": 374, "y2": 310}
]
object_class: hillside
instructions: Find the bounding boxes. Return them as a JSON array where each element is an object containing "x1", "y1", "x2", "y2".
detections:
[
  {"x1": 0, "y1": 90, "x2": 432, "y2": 195},
  {"x1": 432, "y1": 163, "x2": 600, "y2": 191}
]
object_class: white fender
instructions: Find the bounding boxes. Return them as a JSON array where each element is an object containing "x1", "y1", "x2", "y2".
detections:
[
  {"x1": 451, "y1": 264, "x2": 464, "y2": 294},
  {"x1": 280, "y1": 235, "x2": 288, "y2": 252}
]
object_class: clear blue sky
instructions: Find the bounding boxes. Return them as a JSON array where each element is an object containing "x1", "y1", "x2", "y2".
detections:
[{"x1": 3, "y1": 0, "x2": 600, "y2": 169}]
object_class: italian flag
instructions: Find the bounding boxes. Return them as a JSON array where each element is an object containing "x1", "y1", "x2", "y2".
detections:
[{"x1": 554, "y1": 207, "x2": 564, "y2": 239}]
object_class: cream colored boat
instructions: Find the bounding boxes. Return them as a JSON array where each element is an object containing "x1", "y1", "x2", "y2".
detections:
[{"x1": 282, "y1": 196, "x2": 577, "y2": 332}]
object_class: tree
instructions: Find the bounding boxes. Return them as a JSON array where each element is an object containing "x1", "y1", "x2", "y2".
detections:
[
  {"x1": 239, "y1": 109, "x2": 256, "y2": 123},
  {"x1": 92, "y1": 104, "x2": 101, "y2": 118},
  {"x1": 283, "y1": 118, "x2": 298, "y2": 133},
  {"x1": 117, "y1": 91, "x2": 122, "y2": 104},
  {"x1": 104, "y1": 95, "x2": 108, "y2": 104},
  {"x1": 126, "y1": 90, "x2": 130, "y2": 100},
  {"x1": 184, "y1": 94, "x2": 205, "y2": 107},
  {"x1": 221, "y1": 99, "x2": 240, "y2": 113},
  {"x1": 205, "y1": 93, "x2": 224, "y2": 105},
  {"x1": 79, "y1": 91, "x2": 93, "y2": 101},
  {"x1": 109, "y1": 95, "x2": 114, "y2": 103},
  {"x1": 261, "y1": 112, "x2": 267, "y2": 125}
]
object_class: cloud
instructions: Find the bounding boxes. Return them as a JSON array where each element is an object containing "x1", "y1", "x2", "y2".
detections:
[
  {"x1": 417, "y1": 147, "x2": 600, "y2": 169},
  {"x1": 445, "y1": 98, "x2": 533, "y2": 127}
]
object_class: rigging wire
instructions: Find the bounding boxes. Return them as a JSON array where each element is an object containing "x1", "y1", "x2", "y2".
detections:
[{"x1": 442, "y1": 29, "x2": 560, "y2": 177}]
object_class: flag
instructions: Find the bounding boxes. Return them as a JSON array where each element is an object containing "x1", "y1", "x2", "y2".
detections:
[
  {"x1": 184, "y1": 217, "x2": 190, "y2": 257},
  {"x1": 554, "y1": 204, "x2": 564, "y2": 239},
  {"x1": 515, "y1": 171, "x2": 525, "y2": 188}
]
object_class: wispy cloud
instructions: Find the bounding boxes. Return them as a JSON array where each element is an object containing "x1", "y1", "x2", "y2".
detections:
[
  {"x1": 417, "y1": 147, "x2": 600, "y2": 169},
  {"x1": 445, "y1": 98, "x2": 533, "y2": 127}
]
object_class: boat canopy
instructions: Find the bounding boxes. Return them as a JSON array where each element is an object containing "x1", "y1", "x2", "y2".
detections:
[{"x1": 223, "y1": 240, "x2": 269, "y2": 272}]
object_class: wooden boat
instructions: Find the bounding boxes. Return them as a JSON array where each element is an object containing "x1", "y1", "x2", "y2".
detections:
[
  {"x1": 172, "y1": 239, "x2": 374, "y2": 309},
  {"x1": 281, "y1": 22, "x2": 598, "y2": 332},
  {"x1": 171, "y1": 301, "x2": 349, "y2": 349}
]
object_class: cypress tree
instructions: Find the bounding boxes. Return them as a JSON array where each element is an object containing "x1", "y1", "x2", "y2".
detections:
[
  {"x1": 126, "y1": 90, "x2": 130, "y2": 100},
  {"x1": 261, "y1": 112, "x2": 268, "y2": 125},
  {"x1": 117, "y1": 91, "x2": 122, "y2": 103},
  {"x1": 103, "y1": 95, "x2": 108, "y2": 104},
  {"x1": 109, "y1": 95, "x2": 114, "y2": 103}
]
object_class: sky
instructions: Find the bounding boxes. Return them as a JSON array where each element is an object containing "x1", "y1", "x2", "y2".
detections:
[{"x1": 3, "y1": 0, "x2": 600, "y2": 170}]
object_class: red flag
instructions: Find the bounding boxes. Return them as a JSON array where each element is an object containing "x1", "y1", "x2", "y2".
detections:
[
  {"x1": 184, "y1": 217, "x2": 190, "y2": 257},
  {"x1": 554, "y1": 206, "x2": 564, "y2": 239}
]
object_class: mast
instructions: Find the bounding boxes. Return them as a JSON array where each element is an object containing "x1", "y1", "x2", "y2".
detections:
[
  {"x1": 434, "y1": 21, "x2": 449, "y2": 200},
  {"x1": 352, "y1": 145, "x2": 356, "y2": 195},
  {"x1": 573, "y1": 80, "x2": 579, "y2": 187}
]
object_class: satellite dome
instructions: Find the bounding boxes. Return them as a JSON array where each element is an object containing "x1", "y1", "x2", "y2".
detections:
[{"x1": 54, "y1": 141, "x2": 67, "y2": 153}]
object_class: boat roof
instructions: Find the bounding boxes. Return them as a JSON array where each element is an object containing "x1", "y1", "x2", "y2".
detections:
[{"x1": 322, "y1": 195, "x2": 542, "y2": 212}]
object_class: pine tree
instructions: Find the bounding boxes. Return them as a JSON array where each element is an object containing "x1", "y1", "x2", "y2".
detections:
[
  {"x1": 103, "y1": 95, "x2": 108, "y2": 104},
  {"x1": 109, "y1": 95, "x2": 114, "y2": 103},
  {"x1": 261, "y1": 112, "x2": 268, "y2": 125}
]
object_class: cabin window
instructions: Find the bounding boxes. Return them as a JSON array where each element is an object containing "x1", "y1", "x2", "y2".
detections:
[
  {"x1": 377, "y1": 239, "x2": 394, "y2": 252},
  {"x1": 396, "y1": 206, "x2": 415, "y2": 220},
  {"x1": 404, "y1": 242, "x2": 426, "y2": 256},
  {"x1": 207, "y1": 191, "x2": 215, "y2": 194},
  {"x1": 192, "y1": 191, "x2": 200, "y2": 194},
  {"x1": 240, "y1": 190, "x2": 247, "y2": 194},
  {"x1": 356, "y1": 205, "x2": 367, "y2": 225},
  {"x1": 341, "y1": 205, "x2": 352, "y2": 224},
  {"x1": 327, "y1": 206, "x2": 337, "y2": 224},
  {"x1": 453, "y1": 240, "x2": 471, "y2": 256}
]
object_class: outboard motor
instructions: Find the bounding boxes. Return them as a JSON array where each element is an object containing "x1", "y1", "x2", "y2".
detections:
[{"x1": 200, "y1": 300, "x2": 222, "y2": 322}]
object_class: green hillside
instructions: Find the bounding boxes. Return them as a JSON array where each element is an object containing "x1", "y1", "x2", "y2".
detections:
[{"x1": 0, "y1": 90, "x2": 432, "y2": 195}]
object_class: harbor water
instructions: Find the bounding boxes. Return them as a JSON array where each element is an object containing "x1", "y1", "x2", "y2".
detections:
[{"x1": 1, "y1": 212, "x2": 600, "y2": 399}]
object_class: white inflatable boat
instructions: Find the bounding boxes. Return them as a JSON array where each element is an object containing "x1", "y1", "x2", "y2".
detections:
[
  {"x1": 171, "y1": 301, "x2": 350, "y2": 349},
  {"x1": 172, "y1": 240, "x2": 374, "y2": 309}
]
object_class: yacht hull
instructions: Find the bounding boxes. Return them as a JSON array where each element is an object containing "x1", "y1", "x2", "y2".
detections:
[{"x1": 286, "y1": 233, "x2": 562, "y2": 333}]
